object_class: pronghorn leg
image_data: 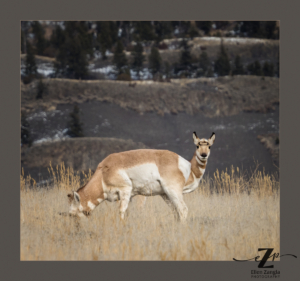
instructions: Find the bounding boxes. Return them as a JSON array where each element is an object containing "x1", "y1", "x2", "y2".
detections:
[
  {"x1": 161, "y1": 194, "x2": 178, "y2": 220},
  {"x1": 161, "y1": 189, "x2": 188, "y2": 222},
  {"x1": 119, "y1": 189, "x2": 132, "y2": 220},
  {"x1": 136, "y1": 195, "x2": 147, "y2": 208}
]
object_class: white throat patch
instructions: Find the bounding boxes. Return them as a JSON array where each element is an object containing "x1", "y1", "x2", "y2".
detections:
[{"x1": 87, "y1": 201, "x2": 96, "y2": 210}]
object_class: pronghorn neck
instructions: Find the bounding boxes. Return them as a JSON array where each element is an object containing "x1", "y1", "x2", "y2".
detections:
[
  {"x1": 75, "y1": 169, "x2": 105, "y2": 213},
  {"x1": 190, "y1": 151, "x2": 207, "y2": 179}
]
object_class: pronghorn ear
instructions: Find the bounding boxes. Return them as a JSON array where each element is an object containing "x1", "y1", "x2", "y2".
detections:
[
  {"x1": 193, "y1": 132, "x2": 199, "y2": 145},
  {"x1": 208, "y1": 132, "x2": 215, "y2": 146},
  {"x1": 73, "y1": 192, "x2": 80, "y2": 204},
  {"x1": 67, "y1": 193, "x2": 74, "y2": 203}
]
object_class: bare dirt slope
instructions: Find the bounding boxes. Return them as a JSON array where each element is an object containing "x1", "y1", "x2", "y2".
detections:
[{"x1": 21, "y1": 76, "x2": 279, "y2": 117}]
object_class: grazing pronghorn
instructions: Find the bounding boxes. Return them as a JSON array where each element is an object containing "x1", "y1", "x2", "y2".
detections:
[{"x1": 67, "y1": 132, "x2": 215, "y2": 222}]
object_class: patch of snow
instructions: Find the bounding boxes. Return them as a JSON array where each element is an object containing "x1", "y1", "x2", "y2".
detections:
[
  {"x1": 28, "y1": 110, "x2": 63, "y2": 121},
  {"x1": 37, "y1": 67, "x2": 55, "y2": 77},
  {"x1": 118, "y1": 28, "x2": 122, "y2": 37},
  {"x1": 101, "y1": 119, "x2": 111, "y2": 127},
  {"x1": 93, "y1": 51, "x2": 102, "y2": 59},
  {"x1": 248, "y1": 121, "x2": 262, "y2": 130},
  {"x1": 200, "y1": 36, "x2": 270, "y2": 44},
  {"x1": 130, "y1": 68, "x2": 152, "y2": 80},
  {"x1": 91, "y1": 65, "x2": 114, "y2": 74},
  {"x1": 213, "y1": 125, "x2": 226, "y2": 130},
  {"x1": 33, "y1": 129, "x2": 70, "y2": 144},
  {"x1": 91, "y1": 125, "x2": 100, "y2": 133}
]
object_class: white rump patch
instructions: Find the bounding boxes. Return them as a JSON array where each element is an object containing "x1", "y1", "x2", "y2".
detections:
[
  {"x1": 178, "y1": 156, "x2": 191, "y2": 183},
  {"x1": 87, "y1": 201, "x2": 96, "y2": 210}
]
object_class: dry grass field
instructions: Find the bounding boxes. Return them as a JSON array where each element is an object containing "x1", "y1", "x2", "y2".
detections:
[
  {"x1": 20, "y1": 164, "x2": 279, "y2": 261},
  {"x1": 21, "y1": 76, "x2": 279, "y2": 117}
]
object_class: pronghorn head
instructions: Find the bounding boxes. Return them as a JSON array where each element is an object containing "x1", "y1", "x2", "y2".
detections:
[
  {"x1": 193, "y1": 132, "x2": 215, "y2": 161},
  {"x1": 67, "y1": 191, "x2": 88, "y2": 218}
]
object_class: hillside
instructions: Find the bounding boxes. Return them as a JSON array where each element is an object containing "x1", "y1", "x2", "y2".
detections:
[
  {"x1": 21, "y1": 137, "x2": 148, "y2": 182},
  {"x1": 21, "y1": 75, "x2": 279, "y2": 117}
]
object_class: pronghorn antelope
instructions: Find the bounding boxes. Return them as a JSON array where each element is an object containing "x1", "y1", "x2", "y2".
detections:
[{"x1": 67, "y1": 132, "x2": 215, "y2": 222}]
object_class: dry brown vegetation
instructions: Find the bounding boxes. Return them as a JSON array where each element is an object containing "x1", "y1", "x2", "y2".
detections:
[
  {"x1": 21, "y1": 164, "x2": 279, "y2": 261},
  {"x1": 21, "y1": 76, "x2": 279, "y2": 117}
]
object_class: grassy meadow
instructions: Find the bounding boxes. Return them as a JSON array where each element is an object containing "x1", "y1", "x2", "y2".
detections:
[{"x1": 20, "y1": 163, "x2": 279, "y2": 261}]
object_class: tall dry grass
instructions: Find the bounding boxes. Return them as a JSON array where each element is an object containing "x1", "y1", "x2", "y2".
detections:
[{"x1": 20, "y1": 163, "x2": 279, "y2": 261}]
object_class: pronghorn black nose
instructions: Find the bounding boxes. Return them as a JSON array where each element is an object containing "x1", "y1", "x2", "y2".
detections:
[{"x1": 201, "y1": 153, "x2": 207, "y2": 158}]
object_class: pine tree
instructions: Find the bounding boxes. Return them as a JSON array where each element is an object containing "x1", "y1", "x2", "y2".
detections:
[
  {"x1": 232, "y1": 55, "x2": 244, "y2": 75},
  {"x1": 31, "y1": 21, "x2": 47, "y2": 56},
  {"x1": 262, "y1": 61, "x2": 274, "y2": 77},
  {"x1": 131, "y1": 41, "x2": 145, "y2": 79},
  {"x1": 67, "y1": 105, "x2": 84, "y2": 138},
  {"x1": 206, "y1": 67, "x2": 214, "y2": 77},
  {"x1": 164, "y1": 61, "x2": 171, "y2": 79},
  {"x1": 65, "y1": 21, "x2": 93, "y2": 57},
  {"x1": 24, "y1": 41, "x2": 38, "y2": 83},
  {"x1": 51, "y1": 25, "x2": 66, "y2": 50},
  {"x1": 195, "y1": 21, "x2": 212, "y2": 35},
  {"x1": 21, "y1": 30, "x2": 25, "y2": 54},
  {"x1": 134, "y1": 22, "x2": 155, "y2": 42},
  {"x1": 148, "y1": 46, "x2": 162, "y2": 76},
  {"x1": 247, "y1": 60, "x2": 262, "y2": 76},
  {"x1": 153, "y1": 21, "x2": 173, "y2": 43},
  {"x1": 240, "y1": 21, "x2": 263, "y2": 38},
  {"x1": 199, "y1": 51, "x2": 210, "y2": 76},
  {"x1": 179, "y1": 39, "x2": 193, "y2": 76},
  {"x1": 97, "y1": 21, "x2": 116, "y2": 60},
  {"x1": 21, "y1": 21, "x2": 31, "y2": 54},
  {"x1": 21, "y1": 111, "x2": 32, "y2": 146},
  {"x1": 118, "y1": 21, "x2": 133, "y2": 46},
  {"x1": 188, "y1": 25, "x2": 199, "y2": 39},
  {"x1": 53, "y1": 22, "x2": 90, "y2": 79},
  {"x1": 264, "y1": 21, "x2": 277, "y2": 39},
  {"x1": 214, "y1": 40, "x2": 231, "y2": 76},
  {"x1": 113, "y1": 40, "x2": 128, "y2": 75},
  {"x1": 36, "y1": 79, "x2": 46, "y2": 99}
]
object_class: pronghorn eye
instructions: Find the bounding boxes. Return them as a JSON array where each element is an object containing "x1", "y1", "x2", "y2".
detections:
[
  {"x1": 197, "y1": 146, "x2": 199, "y2": 149},
  {"x1": 209, "y1": 146, "x2": 211, "y2": 149}
]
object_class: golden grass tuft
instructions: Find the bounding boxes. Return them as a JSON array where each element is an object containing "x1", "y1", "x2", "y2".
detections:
[{"x1": 21, "y1": 163, "x2": 279, "y2": 261}]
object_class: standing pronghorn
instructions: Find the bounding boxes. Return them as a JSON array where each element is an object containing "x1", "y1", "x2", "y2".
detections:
[{"x1": 67, "y1": 132, "x2": 215, "y2": 222}]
